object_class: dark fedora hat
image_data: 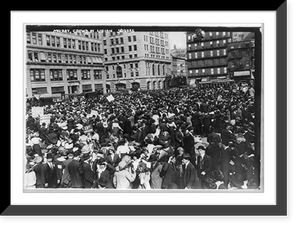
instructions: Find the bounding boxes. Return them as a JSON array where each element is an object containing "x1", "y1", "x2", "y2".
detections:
[
  {"x1": 81, "y1": 153, "x2": 90, "y2": 161},
  {"x1": 182, "y1": 153, "x2": 191, "y2": 159}
]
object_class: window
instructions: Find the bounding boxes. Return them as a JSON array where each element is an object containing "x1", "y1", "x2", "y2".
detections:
[
  {"x1": 28, "y1": 51, "x2": 33, "y2": 61},
  {"x1": 216, "y1": 32, "x2": 219, "y2": 36},
  {"x1": 223, "y1": 31, "x2": 226, "y2": 36},
  {"x1": 134, "y1": 54, "x2": 138, "y2": 58},
  {"x1": 188, "y1": 53, "x2": 192, "y2": 59},
  {"x1": 210, "y1": 41, "x2": 213, "y2": 47},
  {"x1": 30, "y1": 69, "x2": 45, "y2": 81},
  {"x1": 134, "y1": 45, "x2": 137, "y2": 51},
  {"x1": 46, "y1": 35, "x2": 51, "y2": 46},
  {"x1": 223, "y1": 49, "x2": 227, "y2": 55},
  {"x1": 111, "y1": 39, "x2": 114, "y2": 45},
  {"x1": 201, "y1": 42, "x2": 204, "y2": 48},
  {"x1": 120, "y1": 37, "x2": 124, "y2": 44},
  {"x1": 103, "y1": 40, "x2": 107, "y2": 46},
  {"x1": 81, "y1": 70, "x2": 91, "y2": 80},
  {"x1": 196, "y1": 70, "x2": 199, "y2": 74},
  {"x1": 58, "y1": 54, "x2": 61, "y2": 63},
  {"x1": 224, "y1": 67, "x2": 227, "y2": 73},
  {"x1": 201, "y1": 52, "x2": 204, "y2": 58},
  {"x1": 50, "y1": 69, "x2": 63, "y2": 81},
  {"x1": 104, "y1": 49, "x2": 107, "y2": 54},
  {"x1": 32, "y1": 33, "x2": 37, "y2": 44},
  {"x1": 38, "y1": 34, "x2": 43, "y2": 45},
  {"x1": 111, "y1": 47, "x2": 115, "y2": 54},
  {"x1": 53, "y1": 54, "x2": 57, "y2": 63},
  {"x1": 116, "y1": 47, "x2": 119, "y2": 53},
  {"x1": 51, "y1": 36, "x2": 55, "y2": 47},
  {"x1": 85, "y1": 42, "x2": 89, "y2": 51},
  {"x1": 129, "y1": 46, "x2": 132, "y2": 51},
  {"x1": 133, "y1": 35, "x2": 136, "y2": 41},
  {"x1": 27, "y1": 33, "x2": 31, "y2": 44},
  {"x1": 128, "y1": 36, "x2": 131, "y2": 42},
  {"x1": 211, "y1": 69, "x2": 214, "y2": 74},
  {"x1": 32, "y1": 87, "x2": 47, "y2": 94},
  {"x1": 68, "y1": 39, "x2": 71, "y2": 49},
  {"x1": 56, "y1": 37, "x2": 60, "y2": 47},
  {"x1": 94, "y1": 70, "x2": 102, "y2": 79},
  {"x1": 72, "y1": 39, "x2": 76, "y2": 49},
  {"x1": 34, "y1": 52, "x2": 39, "y2": 62},
  {"x1": 121, "y1": 47, "x2": 124, "y2": 53},
  {"x1": 63, "y1": 38, "x2": 67, "y2": 48},
  {"x1": 115, "y1": 38, "x2": 119, "y2": 44},
  {"x1": 202, "y1": 69, "x2": 206, "y2": 75},
  {"x1": 217, "y1": 40, "x2": 220, "y2": 46},
  {"x1": 195, "y1": 52, "x2": 198, "y2": 58},
  {"x1": 217, "y1": 68, "x2": 220, "y2": 74},
  {"x1": 188, "y1": 44, "x2": 191, "y2": 50}
]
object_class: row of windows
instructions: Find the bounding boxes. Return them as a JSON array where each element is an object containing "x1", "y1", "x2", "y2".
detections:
[
  {"x1": 27, "y1": 51, "x2": 103, "y2": 65},
  {"x1": 104, "y1": 54, "x2": 139, "y2": 62},
  {"x1": 188, "y1": 49, "x2": 227, "y2": 59},
  {"x1": 103, "y1": 35, "x2": 136, "y2": 46},
  {"x1": 188, "y1": 58, "x2": 227, "y2": 68},
  {"x1": 144, "y1": 54, "x2": 170, "y2": 59},
  {"x1": 144, "y1": 45, "x2": 169, "y2": 55},
  {"x1": 27, "y1": 33, "x2": 102, "y2": 52},
  {"x1": 187, "y1": 31, "x2": 231, "y2": 41},
  {"x1": 149, "y1": 31, "x2": 168, "y2": 39},
  {"x1": 188, "y1": 39, "x2": 229, "y2": 50},
  {"x1": 29, "y1": 69, "x2": 103, "y2": 82},
  {"x1": 188, "y1": 67, "x2": 227, "y2": 76},
  {"x1": 147, "y1": 36, "x2": 168, "y2": 46}
]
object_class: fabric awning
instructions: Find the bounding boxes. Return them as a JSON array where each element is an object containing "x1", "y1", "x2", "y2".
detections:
[{"x1": 40, "y1": 52, "x2": 46, "y2": 60}]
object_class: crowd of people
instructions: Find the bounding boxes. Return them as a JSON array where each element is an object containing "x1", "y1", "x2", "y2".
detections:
[{"x1": 24, "y1": 82, "x2": 260, "y2": 190}]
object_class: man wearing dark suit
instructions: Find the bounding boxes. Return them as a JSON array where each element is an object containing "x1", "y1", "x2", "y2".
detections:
[
  {"x1": 32, "y1": 156, "x2": 44, "y2": 188},
  {"x1": 220, "y1": 142, "x2": 235, "y2": 189},
  {"x1": 182, "y1": 153, "x2": 197, "y2": 189},
  {"x1": 221, "y1": 124, "x2": 235, "y2": 146},
  {"x1": 41, "y1": 153, "x2": 59, "y2": 188},
  {"x1": 81, "y1": 153, "x2": 95, "y2": 189},
  {"x1": 104, "y1": 148, "x2": 121, "y2": 168},
  {"x1": 68, "y1": 151, "x2": 84, "y2": 188},
  {"x1": 195, "y1": 145, "x2": 212, "y2": 188},
  {"x1": 183, "y1": 127, "x2": 196, "y2": 166}
]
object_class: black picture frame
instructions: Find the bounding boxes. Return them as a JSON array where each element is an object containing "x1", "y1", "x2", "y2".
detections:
[{"x1": 4, "y1": 2, "x2": 287, "y2": 216}]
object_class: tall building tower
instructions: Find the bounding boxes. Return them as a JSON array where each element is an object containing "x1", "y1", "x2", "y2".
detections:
[
  {"x1": 26, "y1": 30, "x2": 105, "y2": 97},
  {"x1": 102, "y1": 31, "x2": 171, "y2": 91},
  {"x1": 186, "y1": 31, "x2": 232, "y2": 85}
]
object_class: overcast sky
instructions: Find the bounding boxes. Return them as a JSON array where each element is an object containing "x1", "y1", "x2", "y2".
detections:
[{"x1": 168, "y1": 32, "x2": 187, "y2": 49}]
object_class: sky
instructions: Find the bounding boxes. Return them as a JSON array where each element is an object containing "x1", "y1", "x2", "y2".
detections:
[{"x1": 168, "y1": 32, "x2": 187, "y2": 49}]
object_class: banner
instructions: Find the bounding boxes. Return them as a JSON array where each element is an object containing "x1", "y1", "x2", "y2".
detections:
[
  {"x1": 106, "y1": 95, "x2": 115, "y2": 102},
  {"x1": 31, "y1": 106, "x2": 44, "y2": 118},
  {"x1": 83, "y1": 124, "x2": 93, "y2": 134},
  {"x1": 39, "y1": 114, "x2": 51, "y2": 127}
]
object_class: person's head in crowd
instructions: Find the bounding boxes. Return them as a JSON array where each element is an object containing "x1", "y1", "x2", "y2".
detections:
[{"x1": 182, "y1": 153, "x2": 191, "y2": 165}]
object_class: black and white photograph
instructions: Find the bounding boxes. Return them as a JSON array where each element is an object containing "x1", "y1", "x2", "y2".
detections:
[
  {"x1": 24, "y1": 24, "x2": 261, "y2": 192},
  {"x1": 6, "y1": 5, "x2": 289, "y2": 219}
]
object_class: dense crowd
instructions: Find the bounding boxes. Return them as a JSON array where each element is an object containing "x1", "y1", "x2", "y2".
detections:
[{"x1": 24, "y1": 83, "x2": 259, "y2": 190}]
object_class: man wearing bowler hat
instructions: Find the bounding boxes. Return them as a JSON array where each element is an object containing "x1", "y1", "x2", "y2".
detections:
[{"x1": 182, "y1": 153, "x2": 197, "y2": 189}]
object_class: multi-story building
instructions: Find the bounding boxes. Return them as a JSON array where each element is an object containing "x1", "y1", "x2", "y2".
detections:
[
  {"x1": 26, "y1": 30, "x2": 105, "y2": 97},
  {"x1": 102, "y1": 31, "x2": 171, "y2": 91},
  {"x1": 166, "y1": 55, "x2": 187, "y2": 87},
  {"x1": 227, "y1": 32, "x2": 255, "y2": 83},
  {"x1": 186, "y1": 31, "x2": 232, "y2": 85}
]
